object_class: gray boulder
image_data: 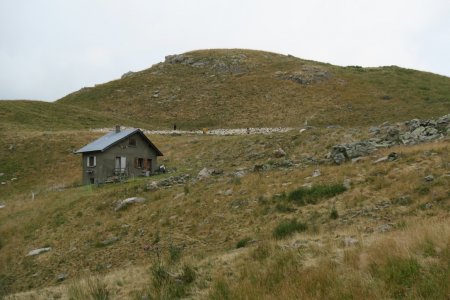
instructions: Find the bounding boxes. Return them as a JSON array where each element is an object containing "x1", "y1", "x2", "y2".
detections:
[
  {"x1": 115, "y1": 197, "x2": 145, "y2": 211},
  {"x1": 330, "y1": 141, "x2": 376, "y2": 164},
  {"x1": 27, "y1": 247, "x2": 51, "y2": 256}
]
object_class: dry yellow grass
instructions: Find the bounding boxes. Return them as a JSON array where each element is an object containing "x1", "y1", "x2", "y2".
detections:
[{"x1": 1, "y1": 126, "x2": 449, "y2": 298}]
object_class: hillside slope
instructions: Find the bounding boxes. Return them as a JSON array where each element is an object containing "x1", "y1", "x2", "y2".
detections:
[{"x1": 58, "y1": 49, "x2": 450, "y2": 129}]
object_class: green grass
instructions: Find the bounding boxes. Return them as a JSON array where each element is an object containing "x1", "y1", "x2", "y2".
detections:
[
  {"x1": 236, "y1": 237, "x2": 252, "y2": 249},
  {"x1": 287, "y1": 184, "x2": 347, "y2": 206},
  {"x1": 273, "y1": 219, "x2": 307, "y2": 239}
]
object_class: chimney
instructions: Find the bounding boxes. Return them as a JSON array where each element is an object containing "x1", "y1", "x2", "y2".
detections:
[{"x1": 115, "y1": 125, "x2": 120, "y2": 133}]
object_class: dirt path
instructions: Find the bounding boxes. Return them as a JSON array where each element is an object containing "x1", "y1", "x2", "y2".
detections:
[{"x1": 92, "y1": 127, "x2": 296, "y2": 136}]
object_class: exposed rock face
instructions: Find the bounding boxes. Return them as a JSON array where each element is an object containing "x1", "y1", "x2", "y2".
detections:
[
  {"x1": 330, "y1": 114, "x2": 450, "y2": 164},
  {"x1": 164, "y1": 53, "x2": 250, "y2": 75},
  {"x1": 121, "y1": 71, "x2": 135, "y2": 79},
  {"x1": 274, "y1": 66, "x2": 331, "y2": 84},
  {"x1": 330, "y1": 142, "x2": 377, "y2": 165}
]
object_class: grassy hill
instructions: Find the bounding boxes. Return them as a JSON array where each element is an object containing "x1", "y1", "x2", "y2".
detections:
[
  {"x1": 57, "y1": 49, "x2": 450, "y2": 129},
  {"x1": 1, "y1": 49, "x2": 450, "y2": 299}
]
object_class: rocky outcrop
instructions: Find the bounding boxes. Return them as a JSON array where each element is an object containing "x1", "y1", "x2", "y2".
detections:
[
  {"x1": 330, "y1": 114, "x2": 450, "y2": 164},
  {"x1": 164, "y1": 53, "x2": 251, "y2": 75},
  {"x1": 275, "y1": 66, "x2": 330, "y2": 85}
]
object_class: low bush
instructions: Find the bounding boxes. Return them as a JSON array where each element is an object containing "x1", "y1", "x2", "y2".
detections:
[
  {"x1": 236, "y1": 237, "x2": 252, "y2": 249},
  {"x1": 273, "y1": 219, "x2": 307, "y2": 239},
  {"x1": 288, "y1": 184, "x2": 347, "y2": 206}
]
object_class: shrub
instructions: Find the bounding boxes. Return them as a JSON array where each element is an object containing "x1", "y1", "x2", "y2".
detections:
[
  {"x1": 288, "y1": 184, "x2": 347, "y2": 206},
  {"x1": 273, "y1": 219, "x2": 307, "y2": 239},
  {"x1": 330, "y1": 207, "x2": 339, "y2": 219},
  {"x1": 168, "y1": 243, "x2": 183, "y2": 263},
  {"x1": 180, "y1": 264, "x2": 196, "y2": 284},
  {"x1": 67, "y1": 277, "x2": 110, "y2": 300},
  {"x1": 371, "y1": 257, "x2": 421, "y2": 298},
  {"x1": 236, "y1": 237, "x2": 252, "y2": 249}
]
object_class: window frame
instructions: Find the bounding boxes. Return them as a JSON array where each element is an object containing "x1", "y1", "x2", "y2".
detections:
[{"x1": 87, "y1": 155, "x2": 96, "y2": 167}]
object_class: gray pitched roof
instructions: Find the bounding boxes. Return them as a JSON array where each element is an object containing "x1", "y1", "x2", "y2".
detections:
[{"x1": 76, "y1": 128, "x2": 163, "y2": 156}]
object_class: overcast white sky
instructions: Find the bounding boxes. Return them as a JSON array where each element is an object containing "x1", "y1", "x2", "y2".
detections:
[{"x1": 1, "y1": 0, "x2": 449, "y2": 101}]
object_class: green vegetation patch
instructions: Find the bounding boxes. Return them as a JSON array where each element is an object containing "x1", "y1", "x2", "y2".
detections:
[
  {"x1": 287, "y1": 184, "x2": 347, "y2": 206},
  {"x1": 273, "y1": 219, "x2": 307, "y2": 239}
]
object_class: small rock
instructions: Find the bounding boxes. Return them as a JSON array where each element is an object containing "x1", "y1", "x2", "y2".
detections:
[
  {"x1": 312, "y1": 169, "x2": 321, "y2": 177},
  {"x1": 198, "y1": 167, "x2": 213, "y2": 179},
  {"x1": 424, "y1": 175, "x2": 434, "y2": 182},
  {"x1": 273, "y1": 148, "x2": 286, "y2": 158},
  {"x1": 387, "y1": 152, "x2": 398, "y2": 161},
  {"x1": 56, "y1": 273, "x2": 67, "y2": 282},
  {"x1": 223, "y1": 189, "x2": 233, "y2": 196},
  {"x1": 27, "y1": 247, "x2": 51, "y2": 256},
  {"x1": 99, "y1": 236, "x2": 119, "y2": 246},
  {"x1": 0, "y1": 173, "x2": 4, "y2": 177},
  {"x1": 343, "y1": 237, "x2": 359, "y2": 247},
  {"x1": 115, "y1": 197, "x2": 146, "y2": 211},
  {"x1": 343, "y1": 179, "x2": 351, "y2": 189},
  {"x1": 121, "y1": 71, "x2": 135, "y2": 79},
  {"x1": 11, "y1": 178, "x2": 17, "y2": 181},
  {"x1": 253, "y1": 164, "x2": 265, "y2": 172},
  {"x1": 146, "y1": 181, "x2": 158, "y2": 191},
  {"x1": 1, "y1": 182, "x2": 5, "y2": 185},
  {"x1": 377, "y1": 223, "x2": 394, "y2": 233},
  {"x1": 234, "y1": 170, "x2": 245, "y2": 178},
  {"x1": 0, "y1": 204, "x2": 5, "y2": 209},
  {"x1": 373, "y1": 156, "x2": 389, "y2": 164}
]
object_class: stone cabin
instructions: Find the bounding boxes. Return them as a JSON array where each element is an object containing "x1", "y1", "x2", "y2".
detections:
[{"x1": 76, "y1": 126, "x2": 163, "y2": 185}]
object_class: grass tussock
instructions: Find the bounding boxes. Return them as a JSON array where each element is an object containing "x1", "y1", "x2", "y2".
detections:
[
  {"x1": 67, "y1": 277, "x2": 110, "y2": 300},
  {"x1": 273, "y1": 219, "x2": 307, "y2": 239},
  {"x1": 287, "y1": 184, "x2": 347, "y2": 205},
  {"x1": 208, "y1": 219, "x2": 450, "y2": 299}
]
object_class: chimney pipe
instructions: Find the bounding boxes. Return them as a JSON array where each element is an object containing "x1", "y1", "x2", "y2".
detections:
[{"x1": 115, "y1": 125, "x2": 120, "y2": 133}]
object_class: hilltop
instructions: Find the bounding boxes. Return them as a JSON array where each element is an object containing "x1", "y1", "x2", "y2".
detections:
[{"x1": 57, "y1": 49, "x2": 450, "y2": 129}]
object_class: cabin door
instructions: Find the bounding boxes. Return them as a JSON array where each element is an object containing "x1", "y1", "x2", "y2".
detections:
[{"x1": 115, "y1": 156, "x2": 126, "y2": 173}]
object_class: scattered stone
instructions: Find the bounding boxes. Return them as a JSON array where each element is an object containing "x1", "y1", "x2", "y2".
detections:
[
  {"x1": 157, "y1": 174, "x2": 190, "y2": 186},
  {"x1": 56, "y1": 273, "x2": 67, "y2": 282},
  {"x1": 275, "y1": 66, "x2": 331, "y2": 84},
  {"x1": 27, "y1": 247, "x2": 51, "y2": 256},
  {"x1": 99, "y1": 236, "x2": 119, "y2": 246},
  {"x1": 424, "y1": 175, "x2": 434, "y2": 182},
  {"x1": 330, "y1": 141, "x2": 376, "y2": 164},
  {"x1": 377, "y1": 223, "x2": 394, "y2": 233},
  {"x1": 234, "y1": 170, "x2": 245, "y2": 178},
  {"x1": 373, "y1": 156, "x2": 389, "y2": 164},
  {"x1": 146, "y1": 181, "x2": 158, "y2": 191},
  {"x1": 312, "y1": 169, "x2": 321, "y2": 177},
  {"x1": 330, "y1": 114, "x2": 450, "y2": 163},
  {"x1": 121, "y1": 71, "x2": 135, "y2": 79},
  {"x1": 343, "y1": 237, "x2": 359, "y2": 247},
  {"x1": 223, "y1": 189, "x2": 233, "y2": 196},
  {"x1": 388, "y1": 152, "x2": 398, "y2": 161},
  {"x1": 115, "y1": 197, "x2": 146, "y2": 211},
  {"x1": 253, "y1": 164, "x2": 265, "y2": 172},
  {"x1": 273, "y1": 148, "x2": 286, "y2": 158},
  {"x1": 343, "y1": 179, "x2": 351, "y2": 189}
]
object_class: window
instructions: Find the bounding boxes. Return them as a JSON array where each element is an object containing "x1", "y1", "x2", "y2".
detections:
[
  {"x1": 136, "y1": 158, "x2": 144, "y2": 168},
  {"x1": 128, "y1": 137, "x2": 136, "y2": 147},
  {"x1": 87, "y1": 156, "x2": 96, "y2": 167}
]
